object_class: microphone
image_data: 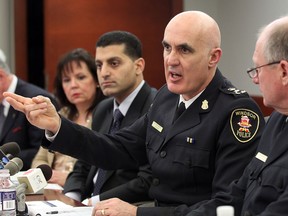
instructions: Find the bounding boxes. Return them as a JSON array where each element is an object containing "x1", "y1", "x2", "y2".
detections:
[
  {"x1": 0, "y1": 142, "x2": 21, "y2": 168},
  {"x1": 17, "y1": 164, "x2": 52, "y2": 194},
  {"x1": 16, "y1": 165, "x2": 52, "y2": 215},
  {"x1": 6, "y1": 154, "x2": 14, "y2": 160},
  {"x1": 4, "y1": 157, "x2": 24, "y2": 175},
  {"x1": 36, "y1": 164, "x2": 53, "y2": 182}
]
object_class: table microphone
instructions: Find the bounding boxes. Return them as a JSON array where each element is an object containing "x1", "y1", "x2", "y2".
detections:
[
  {"x1": 16, "y1": 164, "x2": 53, "y2": 216},
  {"x1": 0, "y1": 142, "x2": 21, "y2": 169},
  {"x1": 4, "y1": 157, "x2": 24, "y2": 175},
  {"x1": 0, "y1": 142, "x2": 20, "y2": 156},
  {"x1": 17, "y1": 164, "x2": 52, "y2": 194}
]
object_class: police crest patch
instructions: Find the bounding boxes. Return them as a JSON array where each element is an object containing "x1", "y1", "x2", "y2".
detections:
[{"x1": 230, "y1": 109, "x2": 260, "y2": 143}]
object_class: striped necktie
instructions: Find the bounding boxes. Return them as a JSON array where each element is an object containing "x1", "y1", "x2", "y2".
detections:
[{"x1": 93, "y1": 108, "x2": 124, "y2": 195}]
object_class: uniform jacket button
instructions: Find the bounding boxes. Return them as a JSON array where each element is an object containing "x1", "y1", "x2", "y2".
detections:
[
  {"x1": 257, "y1": 177, "x2": 262, "y2": 185},
  {"x1": 153, "y1": 178, "x2": 159, "y2": 186},
  {"x1": 160, "y1": 151, "x2": 167, "y2": 158}
]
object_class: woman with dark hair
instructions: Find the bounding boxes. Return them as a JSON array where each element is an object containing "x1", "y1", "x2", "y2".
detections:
[{"x1": 31, "y1": 48, "x2": 105, "y2": 186}]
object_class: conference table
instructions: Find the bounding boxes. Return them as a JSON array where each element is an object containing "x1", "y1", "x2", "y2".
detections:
[
  {"x1": 24, "y1": 189, "x2": 94, "y2": 215},
  {"x1": 25, "y1": 189, "x2": 85, "y2": 207}
]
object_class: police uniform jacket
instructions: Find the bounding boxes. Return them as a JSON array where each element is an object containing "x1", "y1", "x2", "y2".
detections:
[
  {"x1": 42, "y1": 69, "x2": 265, "y2": 216},
  {"x1": 187, "y1": 111, "x2": 288, "y2": 216}
]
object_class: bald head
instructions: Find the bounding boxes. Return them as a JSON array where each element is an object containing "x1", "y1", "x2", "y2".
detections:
[
  {"x1": 261, "y1": 15, "x2": 288, "y2": 34},
  {"x1": 162, "y1": 11, "x2": 222, "y2": 100},
  {"x1": 165, "y1": 11, "x2": 221, "y2": 49},
  {"x1": 256, "y1": 15, "x2": 288, "y2": 63}
]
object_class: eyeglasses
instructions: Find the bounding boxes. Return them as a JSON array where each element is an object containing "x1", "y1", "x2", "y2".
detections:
[{"x1": 246, "y1": 61, "x2": 281, "y2": 78}]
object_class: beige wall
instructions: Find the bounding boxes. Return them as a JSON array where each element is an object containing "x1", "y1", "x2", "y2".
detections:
[
  {"x1": 3, "y1": 0, "x2": 288, "y2": 96},
  {"x1": 184, "y1": 0, "x2": 288, "y2": 96},
  {"x1": 0, "y1": 0, "x2": 15, "y2": 72}
]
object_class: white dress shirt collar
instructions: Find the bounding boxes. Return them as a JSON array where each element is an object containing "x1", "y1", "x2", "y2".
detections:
[
  {"x1": 179, "y1": 89, "x2": 204, "y2": 109},
  {"x1": 113, "y1": 80, "x2": 145, "y2": 116},
  {"x1": 2, "y1": 75, "x2": 18, "y2": 116}
]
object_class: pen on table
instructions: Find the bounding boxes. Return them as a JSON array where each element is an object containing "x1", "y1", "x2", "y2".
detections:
[
  {"x1": 46, "y1": 211, "x2": 59, "y2": 214},
  {"x1": 46, "y1": 210, "x2": 70, "y2": 214}
]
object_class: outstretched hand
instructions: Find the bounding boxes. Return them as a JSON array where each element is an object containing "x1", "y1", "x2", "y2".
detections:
[{"x1": 3, "y1": 92, "x2": 60, "y2": 134}]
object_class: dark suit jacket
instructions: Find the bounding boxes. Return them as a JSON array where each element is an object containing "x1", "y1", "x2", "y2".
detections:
[
  {"x1": 64, "y1": 82, "x2": 156, "y2": 202},
  {"x1": 44, "y1": 70, "x2": 265, "y2": 215},
  {"x1": 0, "y1": 79, "x2": 58, "y2": 170}
]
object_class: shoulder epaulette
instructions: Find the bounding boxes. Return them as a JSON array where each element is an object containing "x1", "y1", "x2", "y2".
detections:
[{"x1": 220, "y1": 87, "x2": 248, "y2": 96}]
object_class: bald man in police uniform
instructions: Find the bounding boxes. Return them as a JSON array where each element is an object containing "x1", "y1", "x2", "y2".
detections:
[{"x1": 4, "y1": 11, "x2": 265, "y2": 216}]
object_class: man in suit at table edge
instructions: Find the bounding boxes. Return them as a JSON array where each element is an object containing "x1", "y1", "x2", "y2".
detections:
[
  {"x1": 0, "y1": 49, "x2": 58, "y2": 170},
  {"x1": 63, "y1": 31, "x2": 156, "y2": 206}
]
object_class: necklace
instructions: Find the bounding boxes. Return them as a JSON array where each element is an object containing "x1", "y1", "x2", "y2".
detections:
[
  {"x1": 86, "y1": 117, "x2": 91, "y2": 123},
  {"x1": 74, "y1": 112, "x2": 92, "y2": 127}
]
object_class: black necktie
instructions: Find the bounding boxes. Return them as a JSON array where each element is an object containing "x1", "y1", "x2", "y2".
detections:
[
  {"x1": 0, "y1": 104, "x2": 5, "y2": 136},
  {"x1": 108, "y1": 109, "x2": 124, "y2": 134},
  {"x1": 93, "y1": 109, "x2": 124, "y2": 195},
  {"x1": 173, "y1": 102, "x2": 186, "y2": 123}
]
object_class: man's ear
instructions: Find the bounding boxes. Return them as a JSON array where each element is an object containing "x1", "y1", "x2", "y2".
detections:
[
  {"x1": 134, "y1": 57, "x2": 145, "y2": 75},
  {"x1": 280, "y1": 60, "x2": 288, "y2": 86},
  {"x1": 208, "y1": 48, "x2": 222, "y2": 68}
]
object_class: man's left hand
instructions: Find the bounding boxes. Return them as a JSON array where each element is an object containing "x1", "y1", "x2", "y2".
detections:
[{"x1": 92, "y1": 198, "x2": 137, "y2": 216}]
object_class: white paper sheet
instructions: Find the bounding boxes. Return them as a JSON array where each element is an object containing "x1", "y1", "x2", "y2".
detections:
[{"x1": 26, "y1": 200, "x2": 93, "y2": 216}]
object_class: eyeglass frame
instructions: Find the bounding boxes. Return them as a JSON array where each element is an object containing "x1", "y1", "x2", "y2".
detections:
[{"x1": 246, "y1": 61, "x2": 281, "y2": 78}]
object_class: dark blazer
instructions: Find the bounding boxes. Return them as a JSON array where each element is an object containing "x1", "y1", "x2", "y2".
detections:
[
  {"x1": 64, "y1": 82, "x2": 156, "y2": 203},
  {"x1": 1, "y1": 78, "x2": 58, "y2": 170},
  {"x1": 187, "y1": 112, "x2": 288, "y2": 216},
  {"x1": 44, "y1": 70, "x2": 265, "y2": 215}
]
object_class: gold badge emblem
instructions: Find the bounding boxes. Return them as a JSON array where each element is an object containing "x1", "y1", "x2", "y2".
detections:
[{"x1": 201, "y1": 100, "x2": 209, "y2": 110}]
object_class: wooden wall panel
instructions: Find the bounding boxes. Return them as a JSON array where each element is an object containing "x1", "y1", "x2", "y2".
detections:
[
  {"x1": 43, "y1": 0, "x2": 183, "y2": 91},
  {"x1": 14, "y1": 1, "x2": 274, "y2": 120},
  {"x1": 14, "y1": 0, "x2": 27, "y2": 80}
]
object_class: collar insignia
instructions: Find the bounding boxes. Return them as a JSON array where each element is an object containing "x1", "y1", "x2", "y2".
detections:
[{"x1": 201, "y1": 100, "x2": 209, "y2": 110}]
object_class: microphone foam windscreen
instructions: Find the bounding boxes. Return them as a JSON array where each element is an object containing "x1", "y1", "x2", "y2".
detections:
[
  {"x1": 4, "y1": 157, "x2": 23, "y2": 175},
  {"x1": 1, "y1": 142, "x2": 21, "y2": 156},
  {"x1": 37, "y1": 164, "x2": 52, "y2": 181}
]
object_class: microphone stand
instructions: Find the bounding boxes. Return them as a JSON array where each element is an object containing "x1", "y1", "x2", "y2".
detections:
[{"x1": 16, "y1": 183, "x2": 28, "y2": 216}]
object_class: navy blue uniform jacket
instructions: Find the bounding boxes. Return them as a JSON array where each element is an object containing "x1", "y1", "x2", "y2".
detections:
[
  {"x1": 188, "y1": 111, "x2": 288, "y2": 216},
  {"x1": 43, "y1": 70, "x2": 265, "y2": 216}
]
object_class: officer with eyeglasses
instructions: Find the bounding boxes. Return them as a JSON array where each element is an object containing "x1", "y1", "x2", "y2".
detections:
[
  {"x1": 187, "y1": 15, "x2": 288, "y2": 216},
  {"x1": 247, "y1": 60, "x2": 281, "y2": 78}
]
